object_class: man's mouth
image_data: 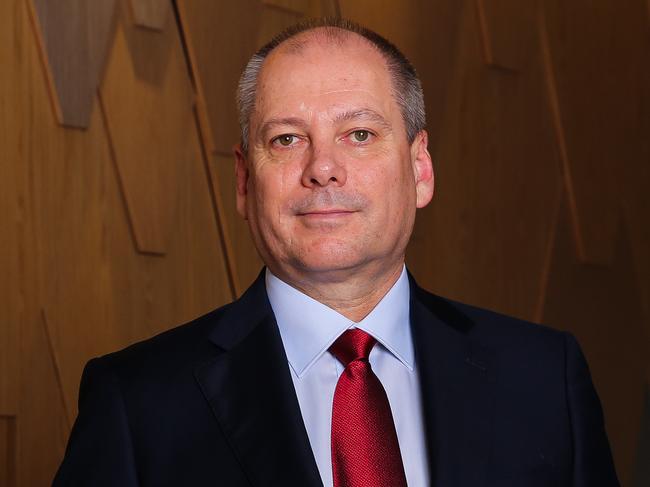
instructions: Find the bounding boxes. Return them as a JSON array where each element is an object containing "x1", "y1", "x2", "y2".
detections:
[{"x1": 298, "y1": 209, "x2": 356, "y2": 215}]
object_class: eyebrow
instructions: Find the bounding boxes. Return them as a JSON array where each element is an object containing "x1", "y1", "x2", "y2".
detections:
[
  {"x1": 259, "y1": 117, "x2": 309, "y2": 140},
  {"x1": 332, "y1": 108, "x2": 393, "y2": 132},
  {"x1": 258, "y1": 108, "x2": 393, "y2": 141}
]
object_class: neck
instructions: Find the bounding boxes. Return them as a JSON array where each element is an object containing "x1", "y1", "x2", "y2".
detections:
[{"x1": 270, "y1": 261, "x2": 405, "y2": 322}]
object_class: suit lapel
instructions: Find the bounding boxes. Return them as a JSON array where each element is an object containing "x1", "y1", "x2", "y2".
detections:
[
  {"x1": 195, "y1": 273, "x2": 323, "y2": 487},
  {"x1": 410, "y1": 278, "x2": 495, "y2": 486}
]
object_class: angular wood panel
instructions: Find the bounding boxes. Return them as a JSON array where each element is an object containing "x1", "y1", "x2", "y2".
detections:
[
  {"x1": 177, "y1": 0, "x2": 265, "y2": 154},
  {"x1": 22, "y1": 0, "x2": 233, "y2": 452},
  {"x1": 28, "y1": 0, "x2": 117, "y2": 127},
  {"x1": 541, "y1": 0, "x2": 649, "y2": 264},
  {"x1": 129, "y1": 0, "x2": 170, "y2": 30},
  {"x1": 27, "y1": 92, "x2": 122, "y2": 418},
  {"x1": 100, "y1": 13, "x2": 195, "y2": 254},
  {"x1": 474, "y1": 0, "x2": 537, "y2": 70},
  {"x1": 405, "y1": 2, "x2": 563, "y2": 321},
  {"x1": 18, "y1": 310, "x2": 70, "y2": 487}
]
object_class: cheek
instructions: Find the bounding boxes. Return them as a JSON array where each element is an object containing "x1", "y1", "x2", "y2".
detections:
[{"x1": 250, "y1": 163, "x2": 301, "y2": 223}]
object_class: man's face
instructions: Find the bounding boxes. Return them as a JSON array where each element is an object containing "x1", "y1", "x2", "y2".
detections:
[{"x1": 236, "y1": 33, "x2": 433, "y2": 283}]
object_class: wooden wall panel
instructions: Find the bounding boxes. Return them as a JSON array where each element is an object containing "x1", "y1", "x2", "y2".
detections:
[
  {"x1": 129, "y1": 0, "x2": 170, "y2": 30},
  {"x1": 475, "y1": 0, "x2": 537, "y2": 70},
  {"x1": 177, "y1": 0, "x2": 265, "y2": 154},
  {"x1": 4, "y1": 0, "x2": 234, "y2": 483},
  {"x1": 404, "y1": 1, "x2": 563, "y2": 321},
  {"x1": 0, "y1": 416, "x2": 17, "y2": 487},
  {"x1": 27, "y1": 99, "x2": 121, "y2": 420},
  {"x1": 31, "y1": 28, "x2": 233, "y2": 423},
  {"x1": 263, "y1": 0, "x2": 303, "y2": 14},
  {"x1": 18, "y1": 311, "x2": 70, "y2": 487},
  {"x1": 619, "y1": 37, "x2": 650, "y2": 343},
  {"x1": 263, "y1": 0, "x2": 338, "y2": 16},
  {"x1": 28, "y1": 0, "x2": 117, "y2": 128},
  {"x1": 100, "y1": 9, "x2": 195, "y2": 255},
  {"x1": 541, "y1": 0, "x2": 649, "y2": 264},
  {"x1": 0, "y1": 0, "x2": 35, "y2": 421},
  {"x1": 255, "y1": 4, "x2": 302, "y2": 47}
]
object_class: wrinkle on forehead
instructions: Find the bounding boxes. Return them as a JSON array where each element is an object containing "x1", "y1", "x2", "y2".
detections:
[{"x1": 313, "y1": 88, "x2": 376, "y2": 96}]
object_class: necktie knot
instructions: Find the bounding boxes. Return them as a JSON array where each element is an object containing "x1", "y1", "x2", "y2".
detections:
[{"x1": 329, "y1": 328, "x2": 376, "y2": 367}]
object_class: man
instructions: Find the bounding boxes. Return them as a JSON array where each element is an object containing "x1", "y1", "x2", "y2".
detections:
[{"x1": 54, "y1": 19, "x2": 618, "y2": 486}]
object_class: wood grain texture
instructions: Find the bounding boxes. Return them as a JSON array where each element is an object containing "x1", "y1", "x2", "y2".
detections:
[
  {"x1": 256, "y1": 4, "x2": 303, "y2": 47},
  {"x1": 405, "y1": 1, "x2": 563, "y2": 321},
  {"x1": 28, "y1": 0, "x2": 117, "y2": 128},
  {"x1": 100, "y1": 12, "x2": 195, "y2": 254},
  {"x1": 262, "y1": 0, "x2": 338, "y2": 17},
  {"x1": 129, "y1": 0, "x2": 170, "y2": 30},
  {"x1": 474, "y1": 0, "x2": 537, "y2": 71},
  {"x1": 538, "y1": 7, "x2": 585, "y2": 260},
  {"x1": 618, "y1": 23, "x2": 650, "y2": 342},
  {"x1": 177, "y1": 0, "x2": 263, "y2": 154},
  {"x1": 541, "y1": 0, "x2": 649, "y2": 264},
  {"x1": 263, "y1": 0, "x2": 305, "y2": 15},
  {"x1": 6, "y1": 1, "x2": 233, "y2": 482},
  {"x1": 0, "y1": 416, "x2": 17, "y2": 487},
  {"x1": 0, "y1": 9, "x2": 21, "y2": 413},
  {"x1": 19, "y1": 310, "x2": 70, "y2": 487}
]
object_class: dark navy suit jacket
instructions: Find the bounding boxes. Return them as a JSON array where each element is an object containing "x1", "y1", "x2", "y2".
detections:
[{"x1": 53, "y1": 271, "x2": 619, "y2": 486}]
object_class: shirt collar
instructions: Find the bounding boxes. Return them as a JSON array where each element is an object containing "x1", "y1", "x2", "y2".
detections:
[{"x1": 266, "y1": 266, "x2": 413, "y2": 378}]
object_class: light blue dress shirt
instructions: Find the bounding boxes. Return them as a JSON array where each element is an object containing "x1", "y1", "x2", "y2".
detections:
[{"x1": 266, "y1": 266, "x2": 430, "y2": 487}]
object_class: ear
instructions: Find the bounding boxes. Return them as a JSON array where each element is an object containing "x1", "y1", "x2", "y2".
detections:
[
  {"x1": 234, "y1": 144, "x2": 249, "y2": 219},
  {"x1": 410, "y1": 130, "x2": 434, "y2": 208}
]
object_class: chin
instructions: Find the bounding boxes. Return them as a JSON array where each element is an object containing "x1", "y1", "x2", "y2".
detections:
[{"x1": 292, "y1": 240, "x2": 367, "y2": 275}]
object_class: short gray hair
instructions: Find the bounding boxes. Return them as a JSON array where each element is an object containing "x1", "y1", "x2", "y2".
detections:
[{"x1": 236, "y1": 18, "x2": 426, "y2": 152}]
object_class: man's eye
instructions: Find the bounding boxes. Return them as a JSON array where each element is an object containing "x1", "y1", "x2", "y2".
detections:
[
  {"x1": 273, "y1": 134, "x2": 297, "y2": 147},
  {"x1": 350, "y1": 130, "x2": 371, "y2": 143}
]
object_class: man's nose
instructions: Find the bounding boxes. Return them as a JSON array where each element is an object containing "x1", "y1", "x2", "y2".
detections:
[{"x1": 301, "y1": 144, "x2": 347, "y2": 188}]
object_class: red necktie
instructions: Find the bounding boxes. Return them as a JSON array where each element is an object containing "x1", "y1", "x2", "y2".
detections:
[{"x1": 330, "y1": 328, "x2": 408, "y2": 487}]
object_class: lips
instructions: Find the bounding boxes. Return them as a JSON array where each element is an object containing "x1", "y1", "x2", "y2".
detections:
[
  {"x1": 289, "y1": 190, "x2": 369, "y2": 216},
  {"x1": 297, "y1": 209, "x2": 357, "y2": 216}
]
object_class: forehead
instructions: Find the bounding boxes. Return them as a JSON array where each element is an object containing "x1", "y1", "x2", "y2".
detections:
[{"x1": 253, "y1": 32, "x2": 395, "y2": 120}]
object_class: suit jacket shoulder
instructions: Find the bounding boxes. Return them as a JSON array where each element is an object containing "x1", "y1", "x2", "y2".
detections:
[{"x1": 408, "y1": 276, "x2": 619, "y2": 486}]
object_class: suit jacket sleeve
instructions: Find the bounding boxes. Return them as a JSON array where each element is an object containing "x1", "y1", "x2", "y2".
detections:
[
  {"x1": 565, "y1": 332, "x2": 619, "y2": 486},
  {"x1": 52, "y1": 357, "x2": 140, "y2": 487}
]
